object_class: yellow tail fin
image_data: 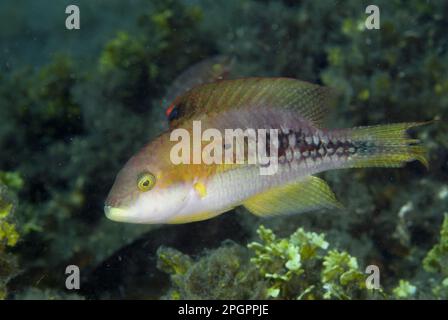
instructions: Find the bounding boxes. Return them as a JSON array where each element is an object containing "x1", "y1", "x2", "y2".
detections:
[{"x1": 348, "y1": 122, "x2": 429, "y2": 169}]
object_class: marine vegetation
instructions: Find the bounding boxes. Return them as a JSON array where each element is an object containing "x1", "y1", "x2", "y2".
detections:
[
  {"x1": 158, "y1": 222, "x2": 448, "y2": 300},
  {"x1": 422, "y1": 214, "x2": 448, "y2": 298},
  {"x1": 0, "y1": 0, "x2": 446, "y2": 299},
  {"x1": 0, "y1": 172, "x2": 22, "y2": 299},
  {"x1": 157, "y1": 244, "x2": 266, "y2": 299}
]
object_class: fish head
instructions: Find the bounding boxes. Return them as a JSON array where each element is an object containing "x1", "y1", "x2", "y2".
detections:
[{"x1": 104, "y1": 137, "x2": 192, "y2": 224}]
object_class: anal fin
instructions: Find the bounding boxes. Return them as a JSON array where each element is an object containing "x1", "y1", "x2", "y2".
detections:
[{"x1": 243, "y1": 176, "x2": 342, "y2": 217}]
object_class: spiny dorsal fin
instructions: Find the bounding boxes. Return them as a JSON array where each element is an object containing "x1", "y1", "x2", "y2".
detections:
[
  {"x1": 243, "y1": 176, "x2": 343, "y2": 217},
  {"x1": 164, "y1": 55, "x2": 235, "y2": 116},
  {"x1": 169, "y1": 77, "x2": 335, "y2": 128}
]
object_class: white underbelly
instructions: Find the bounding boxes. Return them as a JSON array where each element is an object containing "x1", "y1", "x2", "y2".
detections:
[
  {"x1": 199, "y1": 162, "x2": 311, "y2": 214},
  {"x1": 173, "y1": 153, "x2": 340, "y2": 222}
]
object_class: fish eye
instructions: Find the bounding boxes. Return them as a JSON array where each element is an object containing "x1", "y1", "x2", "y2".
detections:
[{"x1": 137, "y1": 172, "x2": 156, "y2": 192}]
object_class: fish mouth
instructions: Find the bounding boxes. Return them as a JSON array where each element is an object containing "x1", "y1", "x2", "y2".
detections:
[{"x1": 104, "y1": 205, "x2": 131, "y2": 222}]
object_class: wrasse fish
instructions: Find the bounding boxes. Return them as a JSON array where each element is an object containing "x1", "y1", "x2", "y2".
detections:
[
  {"x1": 105, "y1": 78, "x2": 428, "y2": 224},
  {"x1": 163, "y1": 55, "x2": 234, "y2": 121}
]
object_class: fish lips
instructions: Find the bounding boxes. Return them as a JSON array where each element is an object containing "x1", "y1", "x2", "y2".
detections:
[
  {"x1": 104, "y1": 205, "x2": 133, "y2": 223},
  {"x1": 104, "y1": 205, "x2": 151, "y2": 224}
]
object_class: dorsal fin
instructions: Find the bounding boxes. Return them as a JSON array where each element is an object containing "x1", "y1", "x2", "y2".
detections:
[
  {"x1": 163, "y1": 55, "x2": 234, "y2": 118},
  {"x1": 168, "y1": 77, "x2": 335, "y2": 128}
]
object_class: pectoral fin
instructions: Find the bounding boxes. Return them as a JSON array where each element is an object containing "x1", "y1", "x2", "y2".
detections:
[
  {"x1": 243, "y1": 176, "x2": 342, "y2": 217},
  {"x1": 194, "y1": 181, "x2": 207, "y2": 198}
]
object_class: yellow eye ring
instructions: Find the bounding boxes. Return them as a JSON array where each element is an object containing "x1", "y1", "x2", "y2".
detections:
[{"x1": 137, "y1": 172, "x2": 156, "y2": 192}]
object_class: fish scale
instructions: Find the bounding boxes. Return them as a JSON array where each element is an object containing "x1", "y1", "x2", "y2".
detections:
[{"x1": 271, "y1": 128, "x2": 358, "y2": 165}]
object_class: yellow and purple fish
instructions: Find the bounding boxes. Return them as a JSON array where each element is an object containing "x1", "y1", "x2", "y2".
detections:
[{"x1": 105, "y1": 78, "x2": 427, "y2": 224}]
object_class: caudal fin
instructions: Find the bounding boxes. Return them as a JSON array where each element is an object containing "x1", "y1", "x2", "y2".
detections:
[{"x1": 348, "y1": 122, "x2": 429, "y2": 169}]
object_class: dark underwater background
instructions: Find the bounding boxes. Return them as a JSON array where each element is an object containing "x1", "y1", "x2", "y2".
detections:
[{"x1": 0, "y1": 0, "x2": 447, "y2": 299}]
